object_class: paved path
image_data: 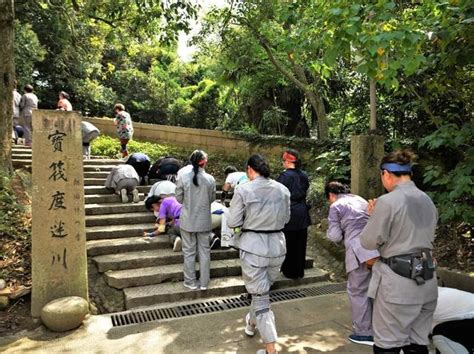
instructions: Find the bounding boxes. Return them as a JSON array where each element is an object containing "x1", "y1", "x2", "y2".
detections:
[{"x1": 0, "y1": 293, "x2": 371, "y2": 353}]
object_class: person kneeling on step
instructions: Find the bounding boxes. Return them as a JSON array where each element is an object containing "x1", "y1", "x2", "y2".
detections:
[
  {"x1": 144, "y1": 195, "x2": 183, "y2": 252},
  {"x1": 104, "y1": 164, "x2": 140, "y2": 203}
]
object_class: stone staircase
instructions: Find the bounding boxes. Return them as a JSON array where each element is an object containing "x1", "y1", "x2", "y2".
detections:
[{"x1": 13, "y1": 145, "x2": 329, "y2": 312}]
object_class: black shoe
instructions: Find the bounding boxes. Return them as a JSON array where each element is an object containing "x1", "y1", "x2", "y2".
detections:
[{"x1": 210, "y1": 236, "x2": 220, "y2": 249}]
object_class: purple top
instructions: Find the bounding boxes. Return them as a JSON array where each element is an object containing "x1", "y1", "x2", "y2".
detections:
[
  {"x1": 327, "y1": 194, "x2": 380, "y2": 273},
  {"x1": 159, "y1": 196, "x2": 182, "y2": 226}
]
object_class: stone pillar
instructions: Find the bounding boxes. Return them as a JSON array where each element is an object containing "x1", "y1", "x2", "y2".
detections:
[
  {"x1": 31, "y1": 110, "x2": 88, "y2": 317},
  {"x1": 350, "y1": 135, "x2": 385, "y2": 200}
]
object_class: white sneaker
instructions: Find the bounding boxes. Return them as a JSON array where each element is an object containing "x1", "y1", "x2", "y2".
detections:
[
  {"x1": 183, "y1": 282, "x2": 198, "y2": 290},
  {"x1": 173, "y1": 237, "x2": 182, "y2": 252},
  {"x1": 244, "y1": 313, "x2": 256, "y2": 337},
  {"x1": 220, "y1": 234, "x2": 231, "y2": 248},
  {"x1": 120, "y1": 189, "x2": 128, "y2": 203},
  {"x1": 132, "y1": 189, "x2": 140, "y2": 203},
  {"x1": 200, "y1": 286, "x2": 208, "y2": 291}
]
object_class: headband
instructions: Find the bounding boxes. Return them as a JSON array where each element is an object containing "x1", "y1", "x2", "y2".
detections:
[
  {"x1": 198, "y1": 159, "x2": 207, "y2": 167},
  {"x1": 283, "y1": 151, "x2": 297, "y2": 163},
  {"x1": 380, "y1": 163, "x2": 412, "y2": 173}
]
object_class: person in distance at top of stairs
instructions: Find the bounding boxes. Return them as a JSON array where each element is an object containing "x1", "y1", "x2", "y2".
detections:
[
  {"x1": 175, "y1": 150, "x2": 216, "y2": 291},
  {"x1": 104, "y1": 164, "x2": 140, "y2": 203},
  {"x1": 324, "y1": 181, "x2": 379, "y2": 346},
  {"x1": 113, "y1": 103, "x2": 133, "y2": 158}
]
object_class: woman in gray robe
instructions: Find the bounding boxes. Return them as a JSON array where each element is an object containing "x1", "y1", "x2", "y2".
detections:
[
  {"x1": 175, "y1": 150, "x2": 216, "y2": 291},
  {"x1": 360, "y1": 150, "x2": 438, "y2": 354},
  {"x1": 228, "y1": 154, "x2": 290, "y2": 354}
]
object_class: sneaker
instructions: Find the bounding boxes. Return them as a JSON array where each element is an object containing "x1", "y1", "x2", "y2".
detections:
[
  {"x1": 348, "y1": 334, "x2": 374, "y2": 346},
  {"x1": 120, "y1": 188, "x2": 128, "y2": 203},
  {"x1": 132, "y1": 189, "x2": 140, "y2": 203},
  {"x1": 173, "y1": 237, "x2": 182, "y2": 252},
  {"x1": 220, "y1": 234, "x2": 231, "y2": 248},
  {"x1": 200, "y1": 286, "x2": 208, "y2": 291},
  {"x1": 244, "y1": 313, "x2": 256, "y2": 337},
  {"x1": 210, "y1": 235, "x2": 220, "y2": 250},
  {"x1": 183, "y1": 282, "x2": 198, "y2": 290}
]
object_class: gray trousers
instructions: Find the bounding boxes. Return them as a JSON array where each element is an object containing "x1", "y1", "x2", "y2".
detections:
[
  {"x1": 240, "y1": 251, "x2": 284, "y2": 344},
  {"x1": 181, "y1": 230, "x2": 211, "y2": 288},
  {"x1": 347, "y1": 263, "x2": 373, "y2": 336},
  {"x1": 115, "y1": 178, "x2": 138, "y2": 194},
  {"x1": 21, "y1": 115, "x2": 32, "y2": 145},
  {"x1": 373, "y1": 295, "x2": 437, "y2": 348}
]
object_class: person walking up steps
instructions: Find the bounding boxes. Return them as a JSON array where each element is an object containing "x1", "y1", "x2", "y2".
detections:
[
  {"x1": 19, "y1": 84, "x2": 38, "y2": 147},
  {"x1": 228, "y1": 154, "x2": 290, "y2": 354},
  {"x1": 175, "y1": 150, "x2": 216, "y2": 291},
  {"x1": 113, "y1": 103, "x2": 133, "y2": 158}
]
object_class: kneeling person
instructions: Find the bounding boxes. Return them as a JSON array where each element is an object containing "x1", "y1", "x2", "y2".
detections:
[
  {"x1": 145, "y1": 195, "x2": 182, "y2": 252},
  {"x1": 104, "y1": 164, "x2": 140, "y2": 203}
]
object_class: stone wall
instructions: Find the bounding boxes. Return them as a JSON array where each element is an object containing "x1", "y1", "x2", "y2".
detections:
[{"x1": 83, "y1": 117, "x2": 284, "y2": 157}]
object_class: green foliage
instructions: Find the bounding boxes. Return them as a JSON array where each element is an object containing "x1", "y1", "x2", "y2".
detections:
[
  {"x1": 420, "y1": 122, "x2": 474, "y2": 225},
  {"x1": 0, "y1": 171, "x2": 31, "y2": 281},
  {"x1": 259, "y1": 106, "x2": 289, "y2": 135},
  {"x1": 314, "y1": 149, "x2": 351, "y2": 183},
  {"x1": 90, "y1": 135, "x2": 186, "y2": 162}
]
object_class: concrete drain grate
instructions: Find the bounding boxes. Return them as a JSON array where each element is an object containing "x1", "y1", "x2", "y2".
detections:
[{"x1": 110, "y1": 282, "x2": 346, "y2": 327}]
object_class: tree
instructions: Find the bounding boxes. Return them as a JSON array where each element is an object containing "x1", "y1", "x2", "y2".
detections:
[
  {"x1": 0, "y1": 0, "x2": 15, "y2": 173},
  {"x1": 200, "y1": 1, "x2": 330, "y2": 138}
]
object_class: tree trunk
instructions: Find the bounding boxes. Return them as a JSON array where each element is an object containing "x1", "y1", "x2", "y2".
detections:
[
  {"x1": 0, "y1": 0, "x2": 15, "y2": 173},
  {"x1": 369, "y1": 78, "x2": 377, "y2": 131}
]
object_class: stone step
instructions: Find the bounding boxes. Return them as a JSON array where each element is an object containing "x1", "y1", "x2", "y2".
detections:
[
  {"x1": 94, "y1": 248, "x2": 240, "y2": 272},
  {"x1": 12, "y1": 145, "x2": 31, "y2": 150},
  {"x1": 86, "y1": 212, "x2": 155, "y2": 227},
  {"x1": 83, "y1": 171, "x2": 110, "y2": 179},
  {"x1": 84, "y1": 178, "x2": 107, "y2": 186},
  {"x1": 104, "y1": 257, "x2": 315, "y2": 289},
  {"x1": 83, "y1": 165, "x2": 119, "y2": 172},
  {"x1": 11, "y1": 153, "x2": 31, "y2": 160},
  {"x1": 86, "y1": 223, "x2": 155, "y2": 240},
  {"x1": 105, "y1": 259, "x2": 243, "y2": 289},
  {"x1": 124, "y1": 267, "x2": 329, "y2": 310},
  {"x1": 85, "y1": 193, "x2": 146, "y2": 204},
  {"x1": 87, "y1": 235, "x2": 167, "y2": 256},
  {"x1": 84, "y1": 186, "x2": 151, "y2": 195},
  {"x1": 85, "y1": 202, "x2": 147, "y2": 215}
]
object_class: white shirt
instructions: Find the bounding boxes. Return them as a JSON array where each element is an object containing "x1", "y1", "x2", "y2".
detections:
[
  {"x1": 177, "y1": 165, "x2": 193, "y2": 180},
  {"x1": 224, "y1": 172, "x2": 248, "y2": 189},
  {"x1": 432, "y1": 287, "x2": 474, "y2": 330},
  {"x1": 13, "y1": 90, "x2": 21, "y2": 118}
]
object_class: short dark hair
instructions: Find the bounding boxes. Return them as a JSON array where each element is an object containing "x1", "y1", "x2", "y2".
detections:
[
  {"x1": 246, "y1": 154, "x2": 270, "y2": 178},
  {"x1": 380, "y1": 149, "x2": 416, "y2": 177},
  {"x1": 324, "y1": 181, "x2": 350, "y2": 199},
  {"x1": 114, "y1": 103, "x2": 125, "y2": 111},
  {"x1": 145, "y1": 195, "x2": 162, "y2": 211},
  {"x1": 224, "y1": 166, "x2": 238, "y2": 176},
  {"x1": 24, "y1": 84, "x2": 33, "y2": 93}
]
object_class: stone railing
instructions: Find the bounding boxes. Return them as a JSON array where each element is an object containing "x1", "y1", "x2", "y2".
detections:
[{"x1": 82, "y1": 117, "x2": 284, "y2": 157}]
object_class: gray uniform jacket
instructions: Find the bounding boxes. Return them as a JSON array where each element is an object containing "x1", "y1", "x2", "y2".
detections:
[
  {"x1": 104, "y1": 165, "x2": 139, "y2": 189},
  {"x1": 227, "y1": 176, "x2": 291, "y2": 258},
  {"x1": 360, "y1": 181, "x2": 438, "y2": 304},
  {"x1": 175, "y1": 168, "x2": 216, "y2": 233},
  {"x1": 20, "y1": 92, "x2": 38, "y2": 118}
]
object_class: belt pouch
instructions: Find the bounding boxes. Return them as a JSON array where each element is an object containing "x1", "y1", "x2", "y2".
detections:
[{"x1": 390, "y1": 256, "x2": 412, "y2": 278}]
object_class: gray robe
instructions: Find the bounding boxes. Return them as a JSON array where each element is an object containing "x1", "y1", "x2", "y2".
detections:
[
  {"x1": 175, "y1": 168, "x2": 216, "y2": 233},
  {"x1": 227, "y1": 176, "x2": 290, "y2": 344},
  {"x1": 360, "y1": 181, "x2": 438, "y2": 348},
  {"x1": 104, "y1": 165, "x2": 139, "y2": 192}
]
